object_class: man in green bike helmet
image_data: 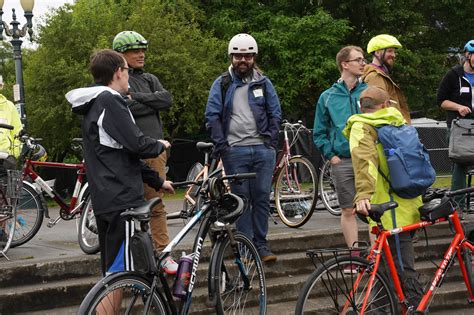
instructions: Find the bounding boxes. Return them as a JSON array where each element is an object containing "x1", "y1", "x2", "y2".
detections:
[
  {"x1": 363, "y1": 34, "x2": 411, "y2": 123},
  {"x1": 113, "y1": 31, "x2": 177, "y2": 274},
  {"x1": 112, "y1": 31, "x2": 148, "y2": 53}
]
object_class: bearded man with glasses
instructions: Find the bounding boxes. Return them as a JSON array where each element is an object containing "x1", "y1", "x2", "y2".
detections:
[
  {"x1": 313, "y1": 46, "x2": 367, "y2": 269},
  {"x1": 363, "y1": 34, "x2": 411, "y2": 123},
  {"x1": 205, "y1": 33, "x2": 282, "y2": 262}
]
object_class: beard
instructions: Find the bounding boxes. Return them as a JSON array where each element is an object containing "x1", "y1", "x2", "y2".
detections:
[
  {"x1": 383, "y1": 56, "x2": 395, "y2": 69},
  {"x1": 233, "y1": 61, "x2": 254, "y2": 79}
]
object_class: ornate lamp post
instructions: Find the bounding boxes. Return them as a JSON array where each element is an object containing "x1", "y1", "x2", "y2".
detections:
[{"x1": 0, "y1": 0, "x2": 34, "y2": 127}]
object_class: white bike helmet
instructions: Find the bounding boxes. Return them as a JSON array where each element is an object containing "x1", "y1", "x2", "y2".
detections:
[{"x1": 228, "y1": 33, "x2": 258, "y2": 55}]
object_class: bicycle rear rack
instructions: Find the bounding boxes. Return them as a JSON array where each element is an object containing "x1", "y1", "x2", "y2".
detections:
[{"x1": 306, "y1": 243, "x2": 369, "y2": 269}]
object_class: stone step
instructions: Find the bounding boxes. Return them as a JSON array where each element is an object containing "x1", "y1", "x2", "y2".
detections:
[
  {"x1": 259, "y1": 281, "x2": 474, "y2": 315},
  {"x1": 0, "y1": 223, "x2": 457, "y2": 288},
  {"x1": 12, "y1": 275, "x2": 474, "y2": 315},
  {"x1": 1, "y1": 220, "x2": 470, "y2": 314}
]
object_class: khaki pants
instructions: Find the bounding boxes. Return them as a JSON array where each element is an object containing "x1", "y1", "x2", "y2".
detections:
[{"x1": 143, "y1": 151, "x2": 169, "y2": 251}]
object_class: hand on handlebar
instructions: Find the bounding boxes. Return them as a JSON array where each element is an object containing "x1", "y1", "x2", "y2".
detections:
[
  {"x1": 354, "y1": 199, "x2": 371, "y2": 216},
  {"x1": 158, "y1": 139, "x2": 171, "y2": 149},
  {"x1": 330, "y1": 156, "x2": 341, "y2": 165},
  {"x1": 160, "y1": 180, "x2": 175, "y2": 194}
]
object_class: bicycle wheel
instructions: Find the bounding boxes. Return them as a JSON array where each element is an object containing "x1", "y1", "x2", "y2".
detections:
[
  {"x1": 319, "y1": 160, "x2": 342, "y2": 216},
  {"x1": 78, "y1": 272, "x2": 169, "y2": 315},
  {"x1": 295, "y1": 256, "x2": 398, "y2": 314},
  {"x1": 274, "y1": 156, "x2": 317, "y2": 228},
  {"x1": 0, "y1": 196, "x2": 16, "y2": 257},
  {"x1": 462, "y1": 247, "x2": 474, "y2": 294},
  {"x1": 210, "y1": 232, "x2": 266, "y2": 315},
  {"x1": 78, "y1": 195, "x2": 100, "y2": 254},
  {"x1": 10, "y1": 183, "x2": 44, "y2": 247}
]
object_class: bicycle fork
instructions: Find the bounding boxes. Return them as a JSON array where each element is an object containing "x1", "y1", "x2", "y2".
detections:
[{"x1": 225, "y1": 224, "x2": 251, "y2": 290}]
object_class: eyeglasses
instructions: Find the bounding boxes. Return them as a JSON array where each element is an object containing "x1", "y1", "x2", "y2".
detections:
[
  {"x1": 121, "y1": 66, "x2": 129, "y2": 71},
  {"x1": 233, "y1": 53, "x2": 255, "y2": 61},
  {"x1": 346, "y1": 57, "x2": 367, "y2": 65}
]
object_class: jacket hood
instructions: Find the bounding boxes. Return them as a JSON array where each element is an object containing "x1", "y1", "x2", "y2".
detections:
[
  {"x1": 66, "y1": 86, "x2": 121, "y2": 115},
  {"x1": 227, "y1": 65, "x2": 264, "y2": 83},
  {"x1": 343, "y1": 107, "x2": 406, "y2": 138},
  {"x1": 331, "y1": 78, "x2": 365, "y2": 94},
  {"x1": 362, "y1": 63, "x2": 392, "y2": 80},
  {"x1": 0, "y1": 94, "x2": 9, "y2": 105},
  {"x1": 452, "y1": 64, "x2": 465, "y2": 77}
]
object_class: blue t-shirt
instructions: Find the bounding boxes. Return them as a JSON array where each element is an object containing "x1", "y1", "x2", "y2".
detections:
[{"x1": 465, "y1": 72, "x2": 474, "y2": 87}]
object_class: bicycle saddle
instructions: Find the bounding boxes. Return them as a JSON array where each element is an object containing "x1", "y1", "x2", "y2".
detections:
[
  {"x1": 196, "y1": 142, "x2": 214, "y2": 153},
  {"x1": 357, "y1": 201, "x2": 399, "y2": 224},
  {"x1": 120, "y1": 197, "x2": 162, "y2": 221}
]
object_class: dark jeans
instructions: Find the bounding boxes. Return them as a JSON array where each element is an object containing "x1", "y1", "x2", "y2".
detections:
[
  {"x1": 221, "y1": 144, "x2": 275, "y2": 250},
  {"x1": 385, "y1": 231, "x2": 423, "y2": 308}
]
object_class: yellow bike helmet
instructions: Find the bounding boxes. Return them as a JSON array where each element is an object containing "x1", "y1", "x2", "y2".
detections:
[{"x1": 367, "y1": 34, "x2": 402, "y2": 54}]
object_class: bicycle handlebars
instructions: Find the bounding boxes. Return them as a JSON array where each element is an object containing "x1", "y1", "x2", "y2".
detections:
[
  {"x1": 171, "y1": 172, "x2": 257, "y2": 189},
  {"x1": 359, "y1": 185, "x2": 474, "y2": 224},
  {"x1": 281, "y1": 120, "x2": 308, "y2": 129}
]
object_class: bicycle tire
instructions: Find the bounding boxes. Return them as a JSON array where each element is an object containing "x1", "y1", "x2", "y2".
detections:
[
  {"x1": 0, "y1": 194, "x2": 16, "y2": 256},
  {"x1": 10, "y1": 183, "x2": 44, "y2": 247},
  {"x1": 319, "y1": 160, "x2": 342, "y2": 216},
  {"x1": 78, "y1": 195, "x2": 100, "y2": 254},
  {"x1": 78, "y1": 272, "x2": 169, "y2": 315},
  {"x1": 210, "y1": 232, "x2": 266, "y2": 315},
  {"x1": 295, "y1": 255, "x2": 398, "y2": 314},
  {"x1": 274, "y1": 156, "x2": 317, "y2": 228},
  {"x1": 462, "y1": 247, "x2": 474, "y2": 294}
]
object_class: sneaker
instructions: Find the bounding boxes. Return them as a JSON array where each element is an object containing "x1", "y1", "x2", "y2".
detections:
[
  {"x1": 258, "y1": 246, "x2": 277, "y2": 262},
  {"x1": 161, "y1": 256, "x2": 178, "y2": 275},
  {"x1": 343, "y1": 264, "x2": 359, "y2": 274},
  {"x1": 344, "y1": 250, "x2": 360, "y2": 274}
]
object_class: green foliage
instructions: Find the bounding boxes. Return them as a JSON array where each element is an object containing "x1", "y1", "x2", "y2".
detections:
[
  {"x1": 15, "y1": 0, "x2": 472, "y2": 160},
  {"x1": 197, "y1": 1, "x2": 351, "y2": 125},
  {"x1": 254, "y1": 12, "x2": 350, "y2": 122},
  {"x1": 23, "y1": 0, "x2": 223, "y2": 159},
  {"x1": 318, "y1": 0, "x2": 472, "y2": 117}
]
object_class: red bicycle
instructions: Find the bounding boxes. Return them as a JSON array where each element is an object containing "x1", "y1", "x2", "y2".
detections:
[
  {"x1": 10, "y1": 134, "x2": 99, "y2": 254},
  {"x1": 296, "y1": 186, "x2": 474, "y2": 314},
  {"x1": 271, "y1": 121, "x2": 318, "y2": 228}
]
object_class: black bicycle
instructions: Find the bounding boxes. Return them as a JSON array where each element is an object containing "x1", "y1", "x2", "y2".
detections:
[{"x1": 78, "y1": 172, "x2": 266, "y2": 315}]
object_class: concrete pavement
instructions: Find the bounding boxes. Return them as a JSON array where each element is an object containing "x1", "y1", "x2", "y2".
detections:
[{"x1": 1, "y1": 199, "x2": 342, "y2": 265}]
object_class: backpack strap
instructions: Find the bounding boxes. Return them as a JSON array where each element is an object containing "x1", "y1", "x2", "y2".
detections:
[
  {"x1": 220, "y1": 71, "x2": 231, "y2": 105},
  {"x1": 374, "y1": 127, "x2": 404, "y2": 271},
  {"x1": 388, "y1": 193, "x2": 405, "y2": 271}
]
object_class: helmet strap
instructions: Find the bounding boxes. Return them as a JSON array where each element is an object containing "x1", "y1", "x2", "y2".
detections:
[
  {"x1": 468, "y1": 53, "x2": 474, "y2": 71},
  {"x1": 373, "y1": 49, "x2": 390, "y2": 73}
]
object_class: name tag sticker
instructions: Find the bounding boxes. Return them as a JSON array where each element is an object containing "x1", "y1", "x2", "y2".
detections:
[
  {"x1": 253, "y1": 89, "x2": 263, "y2": 98},
  {"x1": 460, "y1": 87, "x2": 470, "y2": 93}
]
